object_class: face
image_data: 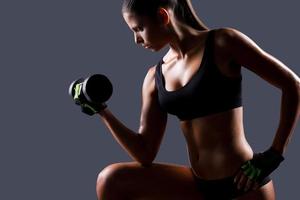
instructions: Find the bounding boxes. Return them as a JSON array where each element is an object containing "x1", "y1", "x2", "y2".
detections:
[{"x1": 123, "y1": 11, "x2": 169, "y2": 51}]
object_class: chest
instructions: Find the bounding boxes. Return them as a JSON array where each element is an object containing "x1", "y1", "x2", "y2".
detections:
[
  {"x1": 155, "y1": 45, "x2": 243, "y2": 120},
  {"x1": 162, "y1": 45, "x2": 241, "y2": 92}
]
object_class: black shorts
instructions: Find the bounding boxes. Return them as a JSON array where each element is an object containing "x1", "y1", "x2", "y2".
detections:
[{"x1": 192, "y1": 172, "x2": 271, "y2": 200}]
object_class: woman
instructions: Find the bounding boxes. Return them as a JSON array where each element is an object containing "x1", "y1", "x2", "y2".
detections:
[{"x1": 95, "y1": 0, "x2": 300, "y2": 199}]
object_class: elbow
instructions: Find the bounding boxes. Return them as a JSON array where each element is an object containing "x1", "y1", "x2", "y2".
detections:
[
  {"x1": 292, "y1": 77, "x2": 300, "y2": 91},
  {"x1": 136, "y1": 148, "x2": 156, "y2": 167},
  {"x1": 139, "y1": 147, "x2": 157, "y2": 167},
  {"x1": 296, "y1": 79, "x2": 300, "y2": 93},
  {"x1": 136, "y1": 134, "x2": 157, "y2": 167},
  {"x1": 296, "y1": 80, "x2": 300, "y2": 99},
  {"x1": 136, "y1": 155, "x2": 154, "y2": 167},
  {"x1": 138, "y1": 160, "x2": 154, "y2": 168},
  {"x1": 292, "y1": 79, "x2": 300, "y2": 97},
  {"x1": 282, "y1": 78, "x2": 300, "y2": 111},
  {"x1": 282, "y1": 77, "x2": 300, "y2": 95}
]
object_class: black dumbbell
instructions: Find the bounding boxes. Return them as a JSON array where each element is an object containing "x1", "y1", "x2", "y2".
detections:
[{"x1": 69, "y1": 74, "x2": 113, "y2": 115}]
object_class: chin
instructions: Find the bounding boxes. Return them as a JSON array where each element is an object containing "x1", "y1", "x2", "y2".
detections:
[
  {"x1": 151, "y1": 44, "x2": 165, "y2": 52},
  {"x1": 150, "y1": 48, "x2": 159, "y2": 52}
]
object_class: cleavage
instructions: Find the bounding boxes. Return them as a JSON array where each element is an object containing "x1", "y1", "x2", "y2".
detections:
[{"x1": 162, "y1": 49, "x2": 206, "y2": 92}]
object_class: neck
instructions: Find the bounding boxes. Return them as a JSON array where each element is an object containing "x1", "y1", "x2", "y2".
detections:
[{"x1": 167, "y1": 20, "x2": 209, "y2": 59}]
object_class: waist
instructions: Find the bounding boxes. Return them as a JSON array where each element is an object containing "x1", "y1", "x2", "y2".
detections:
[
  {"x1": 160, "y1": 96, "x2": 242, "y2": 121},
  {"x1": 181, "y1": 107, "x2": 253, "y2": 179},
  {"x1": 189, "y1": 145, "x2": 253, "y2": 180}
]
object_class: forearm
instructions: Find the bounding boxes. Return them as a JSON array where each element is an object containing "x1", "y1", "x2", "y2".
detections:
[
  {"x1": 271, "y1": 82, "x2": 300, "y2": 154},
  {"x1": 98, "y1": 108, "x2": 151, "y2": 164}
]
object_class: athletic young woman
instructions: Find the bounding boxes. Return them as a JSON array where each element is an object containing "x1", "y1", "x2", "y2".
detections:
[{"x1": 93, "y1": 0, "x2": 300, "y2": 199}]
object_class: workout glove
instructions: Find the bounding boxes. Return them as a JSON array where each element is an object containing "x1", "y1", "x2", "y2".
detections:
[
  {"x1": 73, "y1": 83, "x2": 107, "y2": 115},
  {"x1": 240, "y1": 147, "x2": 284, "y2": 182}
]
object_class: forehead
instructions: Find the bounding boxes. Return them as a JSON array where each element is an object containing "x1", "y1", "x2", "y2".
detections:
[
  {"x1": 123, "y1": 12, "x2": 153, "y2": 27},
  {"x1": 123, "y1": 12, "x2": 143, "y2": 25}
]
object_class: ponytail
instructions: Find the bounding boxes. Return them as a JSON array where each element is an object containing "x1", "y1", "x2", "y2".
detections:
[{"x1": 174, "y1": 0, "x2": 209, "y2": 30}]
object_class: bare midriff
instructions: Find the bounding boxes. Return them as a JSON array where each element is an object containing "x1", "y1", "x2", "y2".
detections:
[{"x1": 180, "y1": 106, "x2": 253, "y2": 180}]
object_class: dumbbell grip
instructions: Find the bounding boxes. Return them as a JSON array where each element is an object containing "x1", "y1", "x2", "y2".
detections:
[{"x1": 69, "y1": 74, "x2": 113, "y2": 116}]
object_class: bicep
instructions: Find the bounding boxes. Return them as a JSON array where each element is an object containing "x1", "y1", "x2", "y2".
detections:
[
  {"x1": 138, "y1": 66, "x2": 168, "y2": 156},
  {"x1": 222, "y1": 28, "x2": 299, "y2": 90}
]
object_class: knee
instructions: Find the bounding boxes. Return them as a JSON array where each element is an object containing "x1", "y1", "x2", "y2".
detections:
[
  {"x1": 97, "y1": 163, "x2": 121, "y2": 190},
  {"x1": 96, "y1": 162, "x2": 135, "y2": 197}
]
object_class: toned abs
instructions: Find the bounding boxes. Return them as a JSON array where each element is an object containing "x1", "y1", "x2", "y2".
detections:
[{"x1": 180, "y1": 106, "x2": 253, "y2": 179}]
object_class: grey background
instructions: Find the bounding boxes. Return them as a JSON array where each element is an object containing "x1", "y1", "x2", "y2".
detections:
[{"x1": 1, "y1": 0, "x2": 299, "y2": 199}]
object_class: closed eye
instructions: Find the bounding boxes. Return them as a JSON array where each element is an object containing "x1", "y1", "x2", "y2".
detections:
[{"x1": 132, "y1": 26, "x2": 143, "y2": 32}]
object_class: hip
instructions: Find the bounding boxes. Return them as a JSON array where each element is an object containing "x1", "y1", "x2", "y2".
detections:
[
  {"x1": 192, "y1": 170, "x2": 272, "y2": 199},
  {"x1": 188, "y1": 143, "x2": 253, "y2": 179}
]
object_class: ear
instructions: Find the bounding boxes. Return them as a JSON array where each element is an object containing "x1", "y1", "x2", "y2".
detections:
[{"x1": 157, "y1": 7, "x2": 170, "y2": 25}]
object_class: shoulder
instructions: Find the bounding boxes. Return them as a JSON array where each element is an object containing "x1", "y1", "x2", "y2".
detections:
[
  {"x1": 211, "y1": 27, "x2": 245, "y2": 49},
  {"x1": 210, "y1": 27, "x2": 259, "y2": 64},
  {"x1": 212, "y1": 27, "x2": 258, "y2": 52},
  {"x1": 213, "y1": 28, "x2": 299, "y2": 89},
  {"x1": 144, "y1": 65, "x2": 157, "y2": 82},
  {"x1": 142, "y1": 65, "x2": 159, "y2": 95}
]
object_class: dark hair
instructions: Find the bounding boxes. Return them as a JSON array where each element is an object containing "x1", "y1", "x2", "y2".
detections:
[{"x1": 122, "y1": 0, "x2": 208, "y2": 30}]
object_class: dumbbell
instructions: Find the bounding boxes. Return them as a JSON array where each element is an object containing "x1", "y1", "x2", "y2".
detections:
[{"x1": 69, "y1": 74, "x2": 113, "y2": 115}]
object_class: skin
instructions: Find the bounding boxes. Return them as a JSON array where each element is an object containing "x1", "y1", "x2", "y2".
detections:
[{"x1": 96, "y1": 7, "x2": 300, "y2": 200}]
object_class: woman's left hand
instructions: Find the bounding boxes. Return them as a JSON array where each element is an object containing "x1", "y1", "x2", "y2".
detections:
[
  {"x1": 233, "y1": 147, "x2": 284, "y2": 192},
  {"x1": 234, "y1": 167, "x2": 260, "y2": 192}
]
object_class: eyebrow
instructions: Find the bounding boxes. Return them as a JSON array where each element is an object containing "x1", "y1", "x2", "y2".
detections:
[
  {"x1": 132, "y1": 26, "x2": 139, "y2": 31},
  {"x1": 132, "y1": 25, "x2": 143, "y2": 32}
]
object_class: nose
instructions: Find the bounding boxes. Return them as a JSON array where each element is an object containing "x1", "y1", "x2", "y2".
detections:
[{"x1": 134, "y1": 33, "x2": 143, "y2": 44}]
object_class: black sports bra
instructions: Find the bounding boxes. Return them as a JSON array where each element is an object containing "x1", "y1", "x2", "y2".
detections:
[{"x1": 154, "y1": 30, "x2": 242, "y2": 121}]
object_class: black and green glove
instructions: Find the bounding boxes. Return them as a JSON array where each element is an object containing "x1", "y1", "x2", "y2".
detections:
[
  {"x1": 240, "y1": 147, "x2": 284, "y2": 182},
  {"x1": 73, "y1": 82, "x2": 107, "y2": 115}
]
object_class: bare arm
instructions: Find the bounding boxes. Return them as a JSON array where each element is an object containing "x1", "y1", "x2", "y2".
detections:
[
  {"x1": 218, "y1": 27, "x2": 300, "y2": 155},
  {"x1": 98, "y1": 66, "x2": 168, "y2": 165}
]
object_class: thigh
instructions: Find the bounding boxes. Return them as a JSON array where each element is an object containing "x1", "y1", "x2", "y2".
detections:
[
  {"x1": 97, "y1": 161, "x2": 205, "y2": 200},
  {"x1": 237, "y1": 180, "x2": 275, "y2": 200}
]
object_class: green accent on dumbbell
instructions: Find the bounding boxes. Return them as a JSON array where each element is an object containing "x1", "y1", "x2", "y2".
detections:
[
  {"x1": 82, "y1": 103, "x2": 98, "y2": 114},
  {"x1": 74, "y1": 83, "x2": 83, "y2": 100}
]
